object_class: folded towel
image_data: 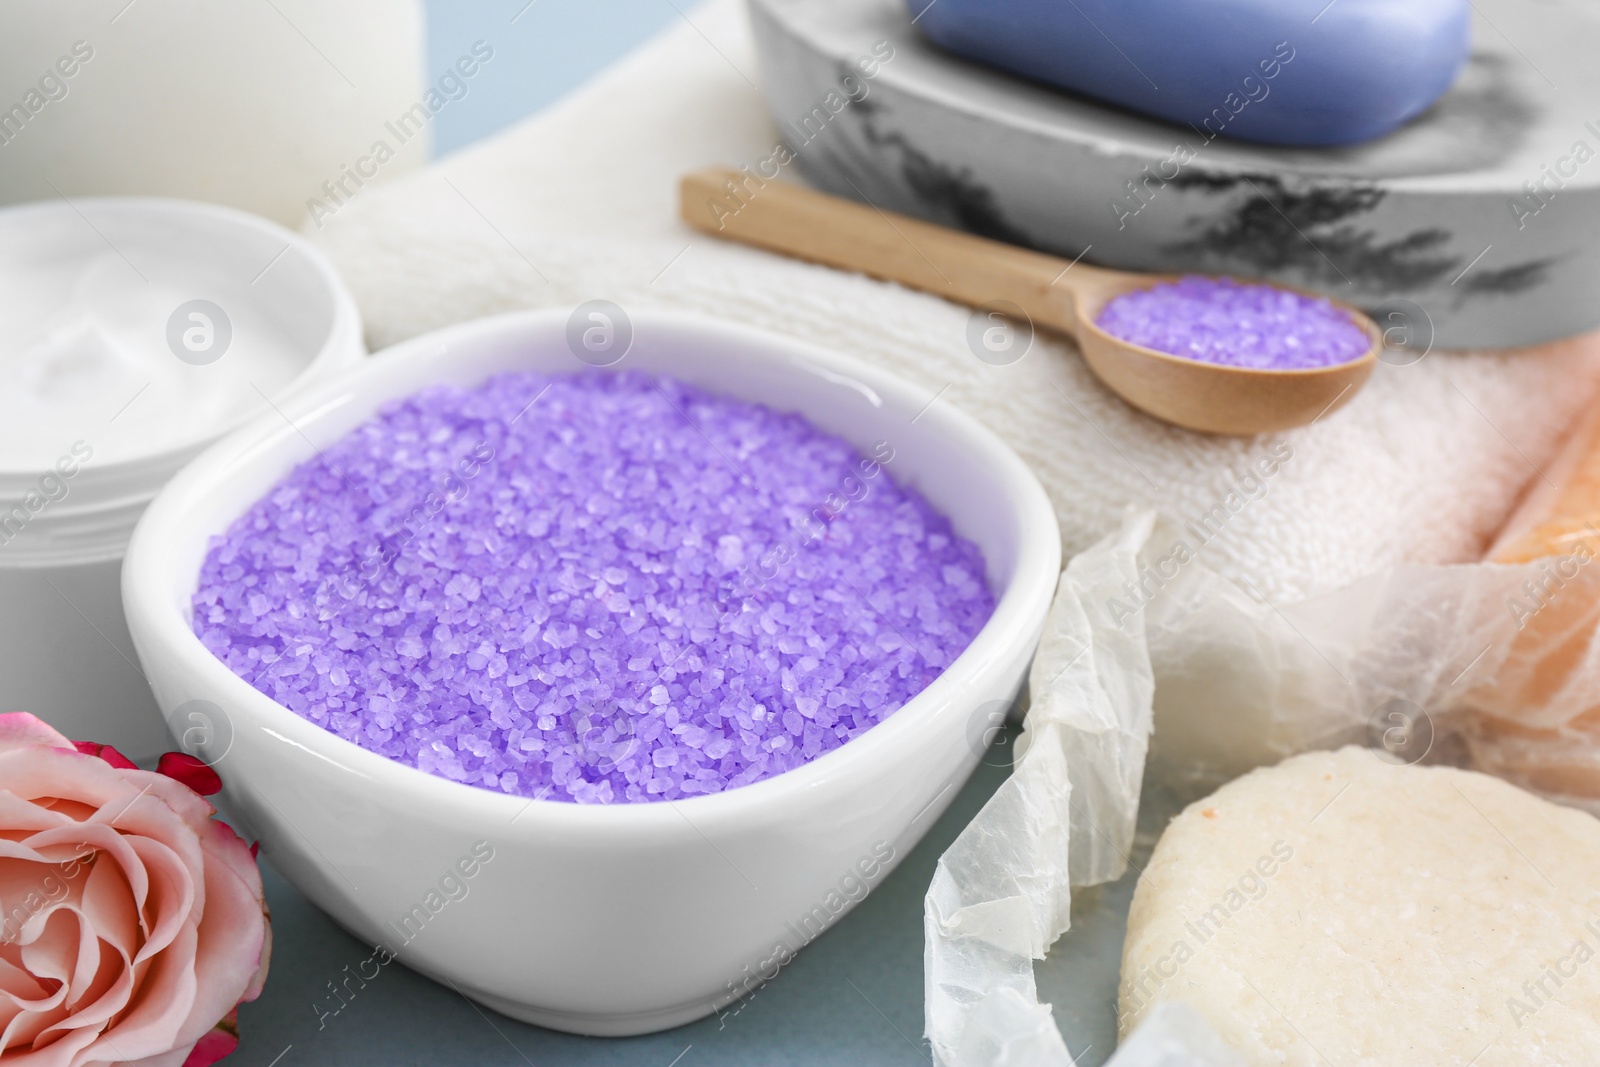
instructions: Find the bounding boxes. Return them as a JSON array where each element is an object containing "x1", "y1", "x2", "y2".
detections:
[{"x1": 309, "y1": 0, "x2": 1600, "y2": 603}]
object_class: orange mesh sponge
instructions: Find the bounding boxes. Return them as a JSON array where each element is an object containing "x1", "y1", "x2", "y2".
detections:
[{"x1": 1469, "y1": 406, "x2": 1600, "y2": 805}]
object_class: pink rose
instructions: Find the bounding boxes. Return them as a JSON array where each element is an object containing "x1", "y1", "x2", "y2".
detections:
[{"x1": 0, "y1": 713, "x2": 270, "y2": 1066}]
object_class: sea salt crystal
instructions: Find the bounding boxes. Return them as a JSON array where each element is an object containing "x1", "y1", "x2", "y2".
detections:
[
  {"x1": 1096, "y1": 276, "x2": 1370, "y2": 370},
  {"x1": 193, "y1": 370, "x2": 993, "y2": 804}
]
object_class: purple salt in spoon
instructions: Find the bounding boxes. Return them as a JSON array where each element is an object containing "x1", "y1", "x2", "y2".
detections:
[
  {"x1": 1095, "y1": 277, "x2": 1371, "y2": 371},
  {"x1": 681, "y1": 168, "x2": 1381, "y2": 436},
  {"x1": 1069, "y1": 272, "x2": 1379, "y2": 435}
]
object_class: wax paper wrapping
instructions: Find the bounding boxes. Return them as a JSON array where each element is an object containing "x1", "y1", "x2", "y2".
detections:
[
  {"x1": 925, "y1": 512, "x2": 1157, "y2": 1067},
  {"x1": 925, "y1": 509, "x2": 1600, "y2": 1064}
]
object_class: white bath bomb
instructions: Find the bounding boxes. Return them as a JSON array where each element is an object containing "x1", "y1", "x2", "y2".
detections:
[{"x1": 1119, "y1": 746, "x2": 1600, "y2": 1065}]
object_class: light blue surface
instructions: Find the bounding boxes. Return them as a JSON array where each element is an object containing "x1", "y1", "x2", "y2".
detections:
[{"x1": 423, "y1": 0, "x2": 682, "y2": 156}]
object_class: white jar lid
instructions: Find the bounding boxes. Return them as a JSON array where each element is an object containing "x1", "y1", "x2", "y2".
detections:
[{"x1": 0, "y1": 197, "x2": 364, "y2": 566}]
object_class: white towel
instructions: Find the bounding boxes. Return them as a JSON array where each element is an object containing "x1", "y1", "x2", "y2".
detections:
[{"x1": 308, "y1": 0, "x2": 1600, "y2": 604}]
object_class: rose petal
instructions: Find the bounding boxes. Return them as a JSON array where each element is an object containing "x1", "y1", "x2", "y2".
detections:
[
  {"x1": 123, "y1": 1042, "x2": 205, "y2": 1067},
  {"x1": 178, "y1": 1009, "x2": 237, "y2": 1067},
  {"x1": 244, "y1": 906, "x2": 272, "y2": 1007},
  {"x1": 71, "y1": 742, "x2": 138, "y2": 771},
  {"x1": 0, "y1": 919, "x2": 70, "y2": 1053},
  {"x1": 163, "y1": 820, "x2": 268, "y2": 1051},
  {"x1": 0, "y1": 846, "x2": 90, "y2": 963},
  {"x1": 20, "y1": 793, "x2": 209, "y2": 1061},
  {"x1": 154, "y1": 756, "x2": 221, "y2": 799},
  {"x1": 123, "y1": 837, "x2": 197, "y2": 963},
  {"x1": 18, "y1": 913, "x2": 72, "y2": 987},
  {"x1": 78, "y1": 923, "x2": 198, "y2": 1062},
  {"x1": 0, "y1": 858, "x2": 76, "y2": 938},
  {"x1": 22, "y1": 826, "x2": 148, "y2": 929},
  {"x1": 0, "y1": 749, "x2": 215, "y2": 834},
  {"x1": 0, "y1": 793, "x2": 73, "y2": 836},
  {"x1": 0, "y1": 978, "x2": 39, "y2": 1034},
  {"x1": 80, "y1": 853, "x2": 139, "y2": 960},
  {"x1": 0, "y1": 715, "x2": 72, "y2": 757},
  {"x1": 0, "y1": 1020, "x2": 97, "y2": 1067},
  {"x1": 191, "y1": 821, "x2": 269, "y2": 1004},
  {"x1": 42, "y1": 827, "x2": 197, "y2": 1001},
  {"x1": 30, "y1": 906, "x2": 126, "y2": 1044},
  {"x1": 0, "y1": 954, "x2": 59, "y2": 1013}
]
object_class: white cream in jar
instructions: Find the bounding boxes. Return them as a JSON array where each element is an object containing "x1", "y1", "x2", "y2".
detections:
[{"x1": 0, "y1": 197, "x2": 364, "y2": 758}]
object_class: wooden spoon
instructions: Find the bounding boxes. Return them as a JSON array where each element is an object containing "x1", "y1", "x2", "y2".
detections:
[{"x1": 679, "y1": 166, "x2": 1379, "y2": 435}]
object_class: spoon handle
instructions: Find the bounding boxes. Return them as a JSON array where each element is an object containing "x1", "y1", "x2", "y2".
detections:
[{"x1": 680, "y1": 167, "x2": 1120, "y2": 338}]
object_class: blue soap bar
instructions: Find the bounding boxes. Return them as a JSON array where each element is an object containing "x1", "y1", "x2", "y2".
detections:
[{"x1": 905, "y1": 0, "x2": 1471, "y2": 146}]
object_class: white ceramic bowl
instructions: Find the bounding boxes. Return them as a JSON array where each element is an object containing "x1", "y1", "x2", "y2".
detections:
[{"x1": 121, "y1": 309, "x2": 1059, "y2": 1036}]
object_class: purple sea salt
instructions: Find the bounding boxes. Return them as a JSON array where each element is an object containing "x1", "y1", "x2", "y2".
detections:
[
  {"x1": 1095, "y1": 276, "x2": 1371, "y2": 370},
  {"x1": 192, "y1": 370, "x2": 994, "y2": 804}
]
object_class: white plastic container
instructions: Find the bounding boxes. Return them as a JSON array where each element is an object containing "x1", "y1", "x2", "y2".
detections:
[
  {"x1": 120, "y1": 308, "x2": 1061, "y2": 1035},
  {"x1": 0, "y1": 197, "x2": 364, "y2": 759},
  {"x1": 0, "y1": 0, "x2": 428, "y2": 227}
]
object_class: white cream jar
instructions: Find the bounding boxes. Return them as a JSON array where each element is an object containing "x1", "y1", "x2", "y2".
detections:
[
  {"x1": 0, "y1": 197, "x2": 364, "y2": 759},
  {"x1": 0, "y1": 0, "x2": 428, "y2": 226}
]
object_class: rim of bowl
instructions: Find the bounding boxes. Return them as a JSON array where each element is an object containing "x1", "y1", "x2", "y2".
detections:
[
  {"x1": 124, "y1": 308, "x2": 1061, "y2": 831},
  {"x1": 0, "y1": 195, "x2": 364, "y2": 480}
]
